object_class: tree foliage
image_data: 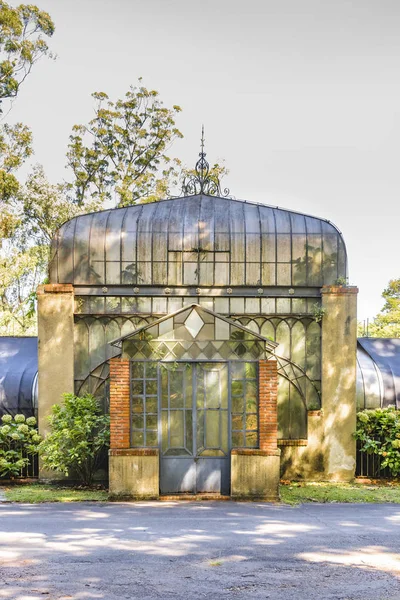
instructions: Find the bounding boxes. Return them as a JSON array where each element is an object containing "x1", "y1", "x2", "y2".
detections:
[
  {"x1": 0, "y1": 0, "x2": 54, "y2": 109},
  {"x1": 365, "y1": 279, "x2": 400, "y2": 338},
  {"x1": 0, "y1": 165, "x2": 101, "y2": 335},
  {"x1": 39, "y1": 393, "x2": 110, "y2": 486},
  {"x1": 66, "y1": 81, "x2": 183, "y2": 207}
]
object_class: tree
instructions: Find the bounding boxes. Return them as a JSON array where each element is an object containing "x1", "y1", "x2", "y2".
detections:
[
  {"x1": 0, "y1": 166, "x2": 100, "y2": 335},
  {"x1": 366, "y1": 279, "x2": 400, "y2": 338},
  {"x1": 0, "y1": 2, "x2": 55, "y2": 334},
  {"x1": 0, "y1": 1, "x2": 54, "y2": 110},
  {"x1": 39, "y1": 393, "x2": 110, "y2": 486},
  {"x1": 0, "y1": 121, "x2": 33, "y2": 242},
  {"x1": 66, "y1": 81, "x2": 183, "y2": 207}
]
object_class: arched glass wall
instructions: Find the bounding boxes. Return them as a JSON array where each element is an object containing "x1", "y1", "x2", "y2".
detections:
[{"x1": 74, "y1": 313, "x2": 321, "y2": 440}]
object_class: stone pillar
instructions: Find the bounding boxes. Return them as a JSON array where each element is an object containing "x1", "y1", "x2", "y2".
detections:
[
  {"x1": 37, "y1": 283, "x2": 75, "y2": 480},
  {"x1": 108, "y1": 357, "x2": 159, "y2": 499},
  {"x1": 321, "y1": 285, "x2": 358, "y2": 481},
  {"x1": 231, "y1": 359, "x2": 281, "y2": 501}
]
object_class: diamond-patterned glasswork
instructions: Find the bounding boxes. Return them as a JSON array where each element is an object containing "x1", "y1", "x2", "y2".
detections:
[{"x1": 184, "y1": 309, "x2": 204, "y2": 338}]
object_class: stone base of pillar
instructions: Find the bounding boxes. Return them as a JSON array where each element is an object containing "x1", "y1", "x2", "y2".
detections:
[
  {"x1": 230, "y1": 449, "x2": 281, "y2": 501},
  {"x1": 109, "y1": 449, "x2": 159, "y2": 500}
]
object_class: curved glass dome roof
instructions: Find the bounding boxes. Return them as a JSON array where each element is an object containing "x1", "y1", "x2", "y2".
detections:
[
  {"x1": 0, "y1": 337, "x2": 38, "y2": 416},
  {"x1": 49, "y1": 195, "x2": 347, "y2": 288},
  {"x1": 357, "y1": 338, "x2": 400, "y2": 410}
]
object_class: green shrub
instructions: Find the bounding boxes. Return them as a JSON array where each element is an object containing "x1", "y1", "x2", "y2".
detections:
[
  {"x1": 39, "y1": 393, "x2": 110, "y2": 486},
  {"x1": 355, "y1": 407, "x2": 400, "y2": 476},
  {"x1": 0, "y1": 414, "x2": 41, "y2": 478}
]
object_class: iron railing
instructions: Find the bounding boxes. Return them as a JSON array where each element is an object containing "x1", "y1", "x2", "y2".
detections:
[{"x1": 355, "y1": 440, "x2": 391, "y2": 478}]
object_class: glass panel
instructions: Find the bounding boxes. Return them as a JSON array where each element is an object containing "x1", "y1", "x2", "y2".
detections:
[
  {"x1": 231, "y1": 263, "x2": 244, "y2": 285},
  {"x1": 205, "y1": 369, "x2": 220, "y2": 408},
  {"x1": 231, "y1": 361, "x2": 259, "y2": 449},
  {"x1": 231, "y1": 380, "x2": 244, "y2": 395},
  {"x1": 169, "y1": 411, "x2": 184, "y2": 447},
  {"x1": 232, "y1": 396, "x2": 244, "y2": 412},
  {"x1": 277, "y1": 263, "x2": 291, "y2": 286},
  {"x1": 145, "y1": 362, "x2": 158, "y2": 378},
  {"x1": 146, "y1": 431, "x2": 158, "y2": 446},
  {"x1": 232, "y1": 414, "x2": 244, "y2": 429},
  {"x1": 185, "y1": 410, "x2": 193, "y2": 452},
  {"x1": 262, "y1": 263, "x2": 276, "y2": 285},
  {"x1": 245, "y1": 432, "x2": 258, "y2": 447},
  {"x1": 131, "y1": 363, "x2": 144, "y2": 379},
  {"x1": 131, "y1": 380, "x2": 144, "y2": 395},
  {"x1": 197, "y1": 409, "x2": 204, "y2": 449},
  {"x1": 199, "y1": 449, "x2": 225, "y2": 457},
  {"x1": 205, "y1": 411, "x2": 219, "y2": 448},
  {"x1": 246, "y1": 414, "x2": 258, "y2": 430},
  {"x1": 161, "y1": 412, "x2": 168, "y2": 452},
  {"x1": 169, "y1": 370, "x2": 184, "y2": 408},
  {"x1": 246, "y1": 263, "x2": 261, "y2": 286},
  {"x1": 146, "y1": 397, "x2": 157, "y2": 413},
  {"x1": 184, "y1": 263, "x2": 198, "y2": 285},
  {"x1": 292, "y1": 321, "x2": 306, "y2": 369},
  {"x1": 276, "y1": 298, "x2": 291, "y2": 314},
  {"x1": 232, "y1": 431, "x2": 244, "y2": 447},
  {"x1": 131, "y1": 396, "x2": 143, "y2": 412},
  {"x1": 132, "y1": 431, "x2": 144, "y2": 446},
  {"x1": 146, "y1": 380, "x2": 158, "y2": 395},
  {"x1": 132, "y1": 414, "x2": 144, "y2": 429},
  {"x1": 214, "y1": 262, "x2": 228, "y2": 285},
  {"x1": 146, "y1": 415, "x2": 157, "y2": 429},
  {"x1": 245, "y1": 363, "x2": 257, "y2": 378},
  {"x1": 106, "y1": 262, "x2": 121, "y2": 285}
]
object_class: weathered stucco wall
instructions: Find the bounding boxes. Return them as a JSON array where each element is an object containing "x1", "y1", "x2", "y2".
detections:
[
  {"x1": 321, "y1": 285, "x2": 358, "y2": 481},
  {"x1": 279, "y1": 411, "x2": 325, "y2": 480},
  {"x1": 37, "y1": 284, "x2": 75, "y2": 479}
]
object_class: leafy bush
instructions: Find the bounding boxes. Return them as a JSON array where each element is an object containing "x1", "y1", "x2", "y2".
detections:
[
  {"x1": 355, "y1": 407, "x2": 400, "y2": 476},
  {"x1": 0, "y1": 414, "x2": 41, "y2": 478},
  {"x1": 39, "y1": 393, "x2": 110, "y2": 486}
]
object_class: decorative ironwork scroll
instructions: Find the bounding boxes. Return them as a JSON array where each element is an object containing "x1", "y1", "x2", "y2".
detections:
[{"x1": 180, "y1": 126, "x2": 231, "y2": 197}]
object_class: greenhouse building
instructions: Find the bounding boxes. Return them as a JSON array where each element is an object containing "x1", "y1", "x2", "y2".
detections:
[{"x1": 35, "y1": 152, "x2": 360, "y2": 499}]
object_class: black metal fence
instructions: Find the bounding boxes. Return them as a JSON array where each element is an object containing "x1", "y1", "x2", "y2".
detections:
[
  {"x1": 20, "y1": 452, "x2": 39, "y2": 478},
  {"x1": 355, "y1": 441, "x2": 391, "y2": 478}
]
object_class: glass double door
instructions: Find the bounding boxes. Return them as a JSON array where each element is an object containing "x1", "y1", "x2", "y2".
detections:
[{"x1": 160, "y1": 362, "x2": 230, "y2": 495}]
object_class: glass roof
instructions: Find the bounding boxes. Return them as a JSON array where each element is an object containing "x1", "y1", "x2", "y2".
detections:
[
  {"x1": 0, "y1": 337, "x2": 37, "y2": 415},
  {"x1": 49, "y1": 195, "x2": 347, "y2": 288}
]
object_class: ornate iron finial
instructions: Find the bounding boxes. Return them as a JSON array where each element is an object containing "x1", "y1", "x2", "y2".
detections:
[{"x1": 180, "y1": 126, "x2": 230, "y2": 197}]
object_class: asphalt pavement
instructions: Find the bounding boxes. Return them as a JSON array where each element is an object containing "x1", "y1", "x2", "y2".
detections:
[{"x1": 0, "y1": 501, "x2": 399, "y2": 600}]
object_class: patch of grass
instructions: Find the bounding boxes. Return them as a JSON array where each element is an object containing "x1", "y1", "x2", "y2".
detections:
[
  {"x1": 3, "y1": 483, "x2": 108, "y2": 503},
  {"x1": 280, "y1": 481, "x2": 400, "y2": 505},
  {"x1": 209, "y1": 560, "x2": 222, "y2": 567}
]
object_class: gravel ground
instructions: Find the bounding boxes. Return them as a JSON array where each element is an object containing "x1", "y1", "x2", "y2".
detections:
[{"x1": 0, "y1": 501, "x2": 399, "y2": 600}]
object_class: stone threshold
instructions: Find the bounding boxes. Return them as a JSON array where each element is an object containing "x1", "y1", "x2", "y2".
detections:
[{"x1": 159, "y1": 494, "x2": 231, "y2": 501}]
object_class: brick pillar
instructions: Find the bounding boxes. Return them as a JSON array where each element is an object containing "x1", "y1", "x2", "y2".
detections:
[
  {"x1": 109, "y1": 358, "x2": 130, "y2": 449},
  {"x1": 231, "y1": 358, "x2": 280, "y2": 500},
  {"x1": 258, "y1": 359, "x2": 278, "y2": 451}
]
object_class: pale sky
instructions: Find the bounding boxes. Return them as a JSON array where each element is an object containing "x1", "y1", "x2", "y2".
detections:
[{"x1": 7, "y1": 0, "x2": 400, "y2": 321}]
